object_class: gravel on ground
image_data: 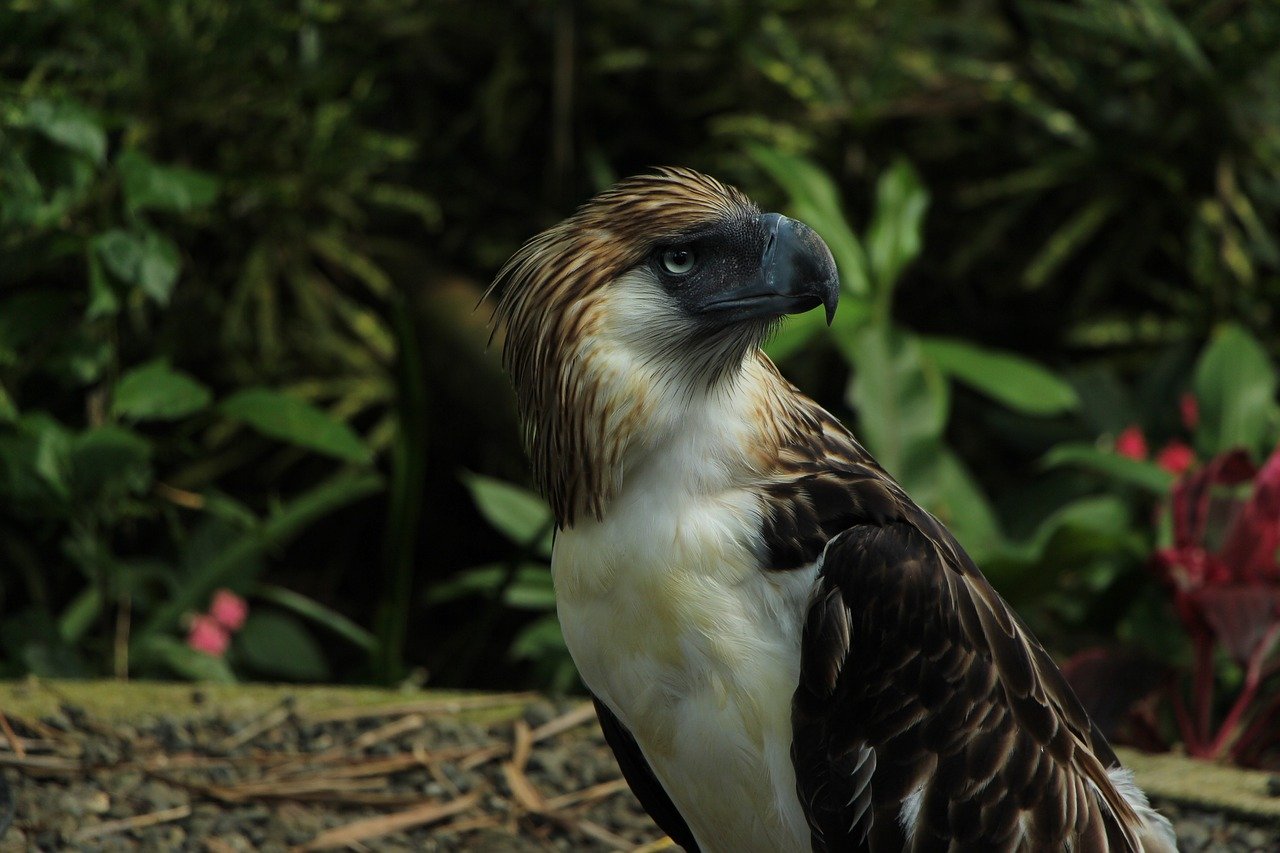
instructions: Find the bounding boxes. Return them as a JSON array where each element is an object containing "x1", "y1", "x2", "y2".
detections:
[{"x1": 0, "y1": 688, "x2": 1276, "y2": 851}]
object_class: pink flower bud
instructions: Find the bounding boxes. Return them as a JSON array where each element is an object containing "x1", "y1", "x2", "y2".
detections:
[
  {"x1": 1115, "y1": 425, "x2": 1148, "y2": 460},
  {"x1": 187, "y1": 615, "x2": 231, "y2": 657},
  {"x1": 1156, "y1": 441, "x2": 1196, "y2": 475},
  {"x1": 209, "y1": 589, "x2": 248, "y2": 632}
]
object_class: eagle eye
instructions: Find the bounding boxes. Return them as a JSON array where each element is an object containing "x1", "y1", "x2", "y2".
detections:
[{"x1": 660, "y1": 247, "x2": 697, "y2": 275}]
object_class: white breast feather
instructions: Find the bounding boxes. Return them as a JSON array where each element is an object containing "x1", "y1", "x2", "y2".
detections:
[{"x1": 553, "y1": 373, "x2": 815, "y2": 853}]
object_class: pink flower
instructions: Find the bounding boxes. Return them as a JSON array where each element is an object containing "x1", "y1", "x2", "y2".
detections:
[
  {"x1": 1180, "y1": 392, "x2": 1199, "y2": 430},
  {"x1": 187, "y1": 614, "x2": 231, "y2": 657},
  {"x1": 1115, "y1": 425, "x2": 1148, "y2": 460},
  {"x1": 1156, "y1": 441, "x2": 1196, "y2": 475},
  {"x1": 209, "y1": 589, "x2": 248, "y2": 632}
]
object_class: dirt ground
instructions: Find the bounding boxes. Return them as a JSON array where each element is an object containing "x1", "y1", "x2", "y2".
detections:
[{"x1": 0, "y1": 682, "x2": 1277, "y2": 851}]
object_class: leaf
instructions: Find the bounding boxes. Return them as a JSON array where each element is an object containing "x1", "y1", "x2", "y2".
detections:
[
  {"x1": 21, "y1": 99, "x2": 106, "y2": 164},
  {"x1": 235, "y1": 611, "x2": 330, "y2": 681},
  {"x1": 921, "y1": 336, "x2": 1080, "y2": 415},
  {"x1": 112, "y1": 359, "x2": 213, "y2": 421},
  {"x1": 748, "y1": 144, "x2": 872, "y2": 299},
  {"x1": 986, "y1": 496, "x2": 1137, "y2": 588},
  {"x1": 845, "y1": 325, "x2": 949, "y2": 475},
  {"x1": 1193, "y1": 323, "x2": 1278, "y2": 457},
  {"x1": 426, "y1": 563, "x2": 555, "y2": 610},
  {"x1": 864, "y1": 158, "x2": 929, "y2": 295},
  {"x1": 136, "y1": 472, "x2": 383, "y2": 643},
  {"x1": 220, "y1": 387, "x2": 373, "y2": 463},
  {"x1": 1022, "y1": 197, "x2": 1118, "y2": 290},
  {"x1": 509, "y1": 612, "x2": 568, "y2": 661},
  {"x1": 908, "y1": 448, "x2": 1003, "y2": 564},
  {"x1": 460, "y1": 472, "x2": 553, "y2": 554},
  {"x1": 69, "y1": 425, "x2": 152, "y2": 501},
  {"x1": 0, "y1": 382, "x2": 16, "y2": 424},
  {"x1": 253, "y1": 583, "x2": 378, "y2": 651},
  {"x1": 138, "y1": 636, "x2": 236, "y2": 683},
  {"x1": 1042, "y1": 443, "x2": 1175, "y2": 494},
  {"x1": 92, "y1": 229, "x2": 181, "y2": 304},
  {"x1": 116, "y1": 149, "x2": 219, "y2": 213}
]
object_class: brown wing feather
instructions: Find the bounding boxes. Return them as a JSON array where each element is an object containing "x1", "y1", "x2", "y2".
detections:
[{"x1": 765, "y1": 399, "x2": 1148, "y2": 852}]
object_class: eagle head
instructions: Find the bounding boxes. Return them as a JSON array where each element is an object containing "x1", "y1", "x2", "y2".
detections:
[{"x1": 491, "y1": 168, "x2": 839, "y2": 526}]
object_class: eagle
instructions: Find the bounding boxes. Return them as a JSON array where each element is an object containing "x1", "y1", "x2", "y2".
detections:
[{"x1": 490, "y1": 168, "x2": 1176, "y2": 852}]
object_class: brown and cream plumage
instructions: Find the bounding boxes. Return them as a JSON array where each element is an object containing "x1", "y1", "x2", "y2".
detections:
[{"x1": 491, "y1": 168, "x2": 1175, "y2": 852}]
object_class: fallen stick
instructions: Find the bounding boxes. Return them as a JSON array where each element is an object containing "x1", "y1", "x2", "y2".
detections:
[
  {"x1": 70, "y1": 805, "x2": 192, "y2": 842},
  {"x1": 296, "y1": 793, "x2": 479, "y2": 850}
]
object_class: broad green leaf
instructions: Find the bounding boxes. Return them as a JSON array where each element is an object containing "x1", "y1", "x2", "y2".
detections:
[
  {"x1": 1193, "y1": 323, "x2": 1278, "y2": 457},
  {"x1": 987, "y1": 496, "x2": 1136, "y2": 586},
  {"x1": 748, "y1": 143, "x2": 872, "y2": 299},
  {"x1": 865, "y1": 159, "x2": 929, "y2": 295},
  {"x1": 21, "y1": 99, "x2": 106, "y2": 164},
  {"x1": 253, "y1": 583, "x2": 378, "y2": 651},
  {"x1": 907, "y1": 448, "x2": 1003, "y2": 564},
  {"x1": 117, "y1": 149, "x2": 219, "y2": 213},
  {"x1": 460, "y1": 472, "x2": 553, "y2": 554},
  {"x1": 93, "y1": 229, "x2": 181, "y2": 304},
  {"x1": 845, "y1": 325, "x2": 949, "y2": 475},
  {"x1": 235, "y1": 611, "x2": 330, "y2": 681},
  {"x1": 921, "y1": 337, "x2": 1079, "y2": 415},
  {"x1": 138, "y1": 635, "x2": 236, "y2": 683},
  {"x1": 112, "y1": 360, "x2": 212, "y2": 421},
  {"x1": 220, "y1": 387, "x2": 373, "y2": 463},
  {"x1": 765, "y1": 298, "x2": 871, "y2": 363},
  {"x1": 69, "y1": 425, "x2": 152, "y2": 500},
  {"x1": 1042, "y1": 443, "x2": 1175, "y2": 494}
]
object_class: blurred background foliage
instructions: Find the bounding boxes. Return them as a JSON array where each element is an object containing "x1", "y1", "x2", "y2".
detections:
[{"x1": 1, "y1": 0, "x2": 1278, "y2": 700}]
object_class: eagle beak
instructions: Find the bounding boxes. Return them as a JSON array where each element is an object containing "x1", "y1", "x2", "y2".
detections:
[{"x1": 698, "y1": 213, "x2": 840, "y2": 326}]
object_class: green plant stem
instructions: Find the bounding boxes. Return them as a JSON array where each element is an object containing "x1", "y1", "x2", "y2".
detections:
[{"x1": 374, "y1": 298, "x2": 427, "y2": 684}]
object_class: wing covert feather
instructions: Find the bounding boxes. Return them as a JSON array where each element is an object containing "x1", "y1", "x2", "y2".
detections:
[{"x1": 791, "y1": 520, "x2": 1142, "y2": 852}]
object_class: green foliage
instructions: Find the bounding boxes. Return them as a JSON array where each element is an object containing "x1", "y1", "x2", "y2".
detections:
[
  {"x1": 2, "y1": 0, "x2": 1278, "y2": 693},
  {"x1": 1193, "y1": 324, "x2": 1279, "y2": 458},
  {"x1": 220, "y1": 389, "x2": 373, "y2": 464},
  {"x1": 235, "y1": 610, "x2": 331, "y2": 682},
  {"x1": 757, "y1": 151, "x2": 1081, "y2": 563}
]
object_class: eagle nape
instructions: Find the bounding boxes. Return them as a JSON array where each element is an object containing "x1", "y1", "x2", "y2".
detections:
[{"x1": 491, "y1": 167, "x2": 1176, "y2": 852}]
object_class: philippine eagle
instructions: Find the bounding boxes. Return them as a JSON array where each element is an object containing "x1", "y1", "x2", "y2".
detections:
[{"x1": 490, "y1": 168, "x2": 1175, "y2": 852}]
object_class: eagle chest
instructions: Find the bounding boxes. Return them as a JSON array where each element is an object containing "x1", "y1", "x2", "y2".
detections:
[{"x1": 552, "y1": 490, "x2": 816, "y2": 851}]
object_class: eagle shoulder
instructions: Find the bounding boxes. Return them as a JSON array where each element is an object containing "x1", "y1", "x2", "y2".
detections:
[{"x1": 756, "y1": 398, "x2": 1172, "y2": 852}]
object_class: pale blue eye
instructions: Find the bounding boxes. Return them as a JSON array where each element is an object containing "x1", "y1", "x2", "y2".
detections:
[{"x1": 662, "y1": 248, "x2": 696, "y2": 275}]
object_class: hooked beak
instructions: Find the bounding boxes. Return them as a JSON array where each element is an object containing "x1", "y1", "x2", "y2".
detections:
[{"x1": 696, "y1": 213, "x2": 839, "y2": 326}]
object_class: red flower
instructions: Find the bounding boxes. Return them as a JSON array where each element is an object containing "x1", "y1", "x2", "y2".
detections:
[
  {"x1": 1180, "y1": 392, "x2": 1199, "y2": 430},
  {"x1": 1156, "y1": 441, "x2": 1196, "y2": 475},
  {"x1": 1151, "y1": 446, "x2": 1280, "y2": 761},
  {"x1": 187, "y1": 614, "x2": 231, "y2": 657},
  {"x1": 1115, "y1": 425, "x2": 1148, "y2": 460}
]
